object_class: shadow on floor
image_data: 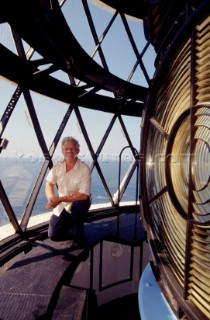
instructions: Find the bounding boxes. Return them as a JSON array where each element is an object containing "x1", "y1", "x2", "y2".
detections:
[{"x1": 94, "y1": 293, "x2": 141, "y2": 320}]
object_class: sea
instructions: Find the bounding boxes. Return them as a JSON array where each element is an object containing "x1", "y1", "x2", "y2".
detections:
[{"x1": 0, "y1": 157, "x2": 139, "y2": 223}]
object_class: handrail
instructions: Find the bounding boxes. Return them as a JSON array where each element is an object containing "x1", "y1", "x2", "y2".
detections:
[{"x1": 116, "y1": 145, "x2": 140, "y2": 239}]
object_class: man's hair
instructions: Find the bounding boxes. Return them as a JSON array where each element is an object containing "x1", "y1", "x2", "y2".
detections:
[{"x1": 61, "y1": 136, "x2": 80, "y2": 150}]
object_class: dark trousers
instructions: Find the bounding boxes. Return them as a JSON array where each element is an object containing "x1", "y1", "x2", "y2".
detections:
[{"x1": 48, "y1": 198, "x2": 91, "y2": 245}]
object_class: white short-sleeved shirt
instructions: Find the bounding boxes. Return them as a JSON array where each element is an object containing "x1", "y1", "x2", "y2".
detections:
[{"x1": 46, "y1": 158, "x2": 91, "y2": 215}]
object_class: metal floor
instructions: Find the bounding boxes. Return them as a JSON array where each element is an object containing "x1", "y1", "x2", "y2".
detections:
[
  {"x1": 95, "y1": 293, "x2": 141, "y2": 320},
  {"x1": 0, "y1": 213, "x2": 145, "y2": 320}
]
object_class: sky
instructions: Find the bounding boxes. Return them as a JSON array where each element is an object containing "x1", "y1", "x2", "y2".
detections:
[{"x1": 0, "y1": 0, "x2": 156, "y2": 161}]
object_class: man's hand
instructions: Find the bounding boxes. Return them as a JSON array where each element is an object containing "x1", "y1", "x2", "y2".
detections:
[{"x1": 46, "y1": 196, "x2": 61, "y2": 209}]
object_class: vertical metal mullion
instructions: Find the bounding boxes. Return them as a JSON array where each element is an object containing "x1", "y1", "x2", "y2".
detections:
[
  {"x1": 120, "y1": 13, "x2": 150, "y2": 85},
  {"x1": 89, "y1": 114, "x2": 117, "y2": 171},
  {"x1": 118, "y1": 114, "x2": 138, "y2": 158},
  {"x1": 183, "y1": 221, "x2": 194, "y2": 299},
  {"x1": 74, "y1": 106, "x2": 115, "y2": 206},
  {"x1": 183, "y1": 28, "x2": 197, "y2": 299},
  {"x1": 89, "y1": 247, "x2": 94, "y2": 291},
  {"x1": 0, "y1": 180, "x2": 23, "y2": 234},
  {"x1": 48, "y1": 104, "x2": 75, "y2": 161},
  {"x1": 90, "y1": 11, "x2": 118, "y2": 61},
  {"x1": 21, "y1": 104, "x2": 74, "y2": 230},
  {"x1": 188, "y1": 28, "x2": 197, "y2": 218},
  {"x1": 0, "y1": 87, "x2": 22, "y2": 140},
  {"x1": 139, "y1": 243, "x2": 144, "y2": 278},
  {"x1": 81, "y1": 0, "x2": 109, "y2": 71},
  {"x1": 127, "y1": 42, "x2": 150, "y2": 83},
  {"x1": 99, "y1": 240, "x2": 103, "y2": 291},
  {"x1": 20, "y1": 161, "x2": 50, "y2": 230},
  {"x1": 23, "y1": 90, "x2": 50, "y2": 157}
]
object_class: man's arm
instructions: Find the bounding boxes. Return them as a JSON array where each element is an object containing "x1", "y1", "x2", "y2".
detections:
[
  {"x1": 49, "y1": 192, "x2": 89, "y2": 207},
  {"x1": 60, "y1": 192, "x2": 89, "y2": 203},
  {"x1": 45, "y1": 181, "x2": 56, "y2": 209},
  {"x1": 45, "y1": 181, "x2": 55, "y2": 199},
  {"x1": 45, "y1": 180, "x2": 89, "y2": 209}
]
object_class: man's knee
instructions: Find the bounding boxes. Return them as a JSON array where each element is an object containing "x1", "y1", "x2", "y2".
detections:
[
  {"x1": 48, "y1": 233, "x2": 59, "y2": 241},
  {"x1": 72, "y1": 198, "x2": 91, "y2": 212},
  {"x1": 48, "y1": 227, "x2": 59, "y2": 241},
  {"x1": 48, "y1": 221, "x2": 62, "y2": 241},
  {"x1": 47, "y1": 211, "x2": 71, "y2": 241}
]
